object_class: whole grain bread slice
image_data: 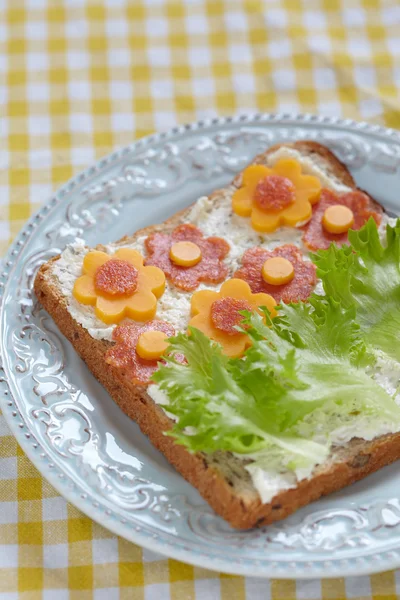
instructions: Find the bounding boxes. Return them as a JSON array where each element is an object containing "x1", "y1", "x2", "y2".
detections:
[{"x1": 34, "y1": 141, "x2": 398, "y2": 530}]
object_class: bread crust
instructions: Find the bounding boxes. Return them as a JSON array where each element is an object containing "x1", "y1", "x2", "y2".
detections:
[
  {"x1": 33, "y1": 141, "x2": 392, "y2": 530},
  {"x1": 233, "y1": 140, "x2": 356, "y2": 189}
]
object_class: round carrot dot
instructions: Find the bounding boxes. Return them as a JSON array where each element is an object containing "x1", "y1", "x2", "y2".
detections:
[
  {"x1": 322, "y1": 205, "x2": 354, "y2": 234},
  {"x1": 262, "y1": 256, "x2": 295, "y2": 286},
  {"x1": 136, "y1": 330, "x2": 169, "y2": 361}
]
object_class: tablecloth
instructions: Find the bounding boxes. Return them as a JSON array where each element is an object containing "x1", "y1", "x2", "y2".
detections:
[{"x1": 1, "y1": 0, "x2": 400, "y2": 597}]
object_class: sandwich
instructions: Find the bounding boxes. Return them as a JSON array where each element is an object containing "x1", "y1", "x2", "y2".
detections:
[{"x1": 34, "y1": 141, "x2": 400, "y2": 529}]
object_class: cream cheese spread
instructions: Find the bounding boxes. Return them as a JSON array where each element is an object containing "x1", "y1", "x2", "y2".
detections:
[{"x1": 266, "y1": 146, "x2": 353, "y2": 193}]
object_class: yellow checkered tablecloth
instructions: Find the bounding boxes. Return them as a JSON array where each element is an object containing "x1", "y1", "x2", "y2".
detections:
[{"x1": 1, "y1": 0, "x2": 400, "y2": 597}]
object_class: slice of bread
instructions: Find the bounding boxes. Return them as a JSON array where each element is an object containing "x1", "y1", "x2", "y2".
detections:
[{"x1": 34, "y1": 141, "x2": 399, "y2": 530}]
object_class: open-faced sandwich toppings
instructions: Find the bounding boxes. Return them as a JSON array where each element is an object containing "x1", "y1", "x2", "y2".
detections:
[
  {"x1": 105, "y1": 320, "x2": 176, "y2": 384},
  {"x1": 155, "y1": 222, "x2": 400, "y2": 468},
  {"x1": 189, "y1": 278, "x2": 276, "y2": 357},
  {"x1": 36, "y1": 138, "x2": 400, "y2": 531},
  {"x1": 234, "y1": 244, "x2": 316, "y2": 303},
  {"x1": 145, "y1": 223, "x2": 230, "y2": 292},
  {"x1": 73, "y1": 248, "x2": 165, "y2": 324},
  {"x1": 232, "y1": 158, "x2": 322, "y2": 232},
  {"x1": 302, "y1": 188, "x2": 382, "y2": 250}
]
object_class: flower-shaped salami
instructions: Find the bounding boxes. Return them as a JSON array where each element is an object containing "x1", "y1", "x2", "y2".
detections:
[
  {"x1": 73, "y1": 248, "x2": 165, "y2": 324},
  {"x1": 302, "y1": 188, "x2": 382, "y2": 251},
  {"x1": 234, "y1": 245, "x2": 316, "y2": 303},
  {"x1": 189, "y1": 278, "x2": 277, "y2": 357},
  {"x1": 105, "y1": 320, "x2": 175, "y2": 385},
  {"x1": 145, "y1": 223, "x2": 230, "y2": 292},
  {"x1": 232, "y1": 158, "x2": 321, "y2": 232}
]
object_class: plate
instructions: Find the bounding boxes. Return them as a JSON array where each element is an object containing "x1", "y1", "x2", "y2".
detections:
[{"x1": 2, "y1": 114, "x2": 400, "y2": 579}]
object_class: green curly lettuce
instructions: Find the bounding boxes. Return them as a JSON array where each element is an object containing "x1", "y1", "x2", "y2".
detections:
[
  {"x1": 312, "y1": 217, "x2": 400, "y2": 361},
  {"x1": 153, "y1": 327, "x2": 326, "y2": 463},
  {"x1": 153, "y1": 292, "x2": 400, "y2": 471}
]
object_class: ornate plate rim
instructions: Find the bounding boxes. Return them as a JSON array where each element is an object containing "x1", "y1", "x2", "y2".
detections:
[{"x1": 2, "y1": 112, "x2": 400, "y2": 579}]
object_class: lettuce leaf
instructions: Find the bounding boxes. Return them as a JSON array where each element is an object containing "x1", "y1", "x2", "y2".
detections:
[
  {"x1": 313, "y1": 218, "x2": 400, "y2": 361},
  {"x1": 239, "y1": 299, "x2": 397, "y2": 425},
  {"x1": 153, "y1": 292, "x2": 400, "y2": 470},
  {"x1": 153, "y1": 327, "x2": 326, "y2": 463}
]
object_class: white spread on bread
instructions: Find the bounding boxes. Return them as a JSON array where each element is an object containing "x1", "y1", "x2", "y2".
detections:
[
  {"x1": 50, "y1": 147, "x2": 400, "y2": 505},
  {"x1": 187, "y1": 192, "x2": 305, "y2": 273},
  {"x1": 266, "y1": 146, "x2": 353, "y2": 193}
]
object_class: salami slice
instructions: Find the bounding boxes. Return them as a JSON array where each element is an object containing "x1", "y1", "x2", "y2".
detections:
[
  {"x1": 302, "y1": 189, "x2": 382, "y2": 251},
  {"x1": 94, "y1": 259, "x2": 138, "y2": 296},
  {"x1": 105, "y1": 320, "x2": 176, "y2": 385},
  {"x1": 254, "y1": 175, "x2": 295, "y2": 211},
  {"x1": 145, "y1": 223, "x2": 230, "y2": 292},
  {"x1": 210, "y1": 297, "x2": 253, "y2": 335},
  {"x1": 234, "y1": 245, "x2": 316, "y2": 303}
]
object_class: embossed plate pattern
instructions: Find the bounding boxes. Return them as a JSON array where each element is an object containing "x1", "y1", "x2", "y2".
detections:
[{"x1": 2, "y1": 114, "x2": 400, "y2": 579}]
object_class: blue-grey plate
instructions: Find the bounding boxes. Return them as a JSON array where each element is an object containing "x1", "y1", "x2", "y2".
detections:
[{"x1": 2, "y1": 114, "x2": 400, "y2": 579}]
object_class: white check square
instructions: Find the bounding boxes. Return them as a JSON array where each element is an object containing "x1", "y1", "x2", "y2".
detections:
[
  {"x1": 94, "y1": 589, "x2": 120, "y2": 600},
  {"x1": 67, "y1": 51, "x2": 90, "y2": 70},
  {"x1": 27, "y1": 52, "x2": 49, "y2": 72},
  {"x1": 268, "y1": 39, "x2": 292, "y2": 59},
  {"x1": 0, "y1": 457, "x2": 16, "y2": 480},
  {"x1": 354, "y1": 65, "x2": 376, "y2": 88},
  {"x1": 0, "y1": 502, "x2": 17, "y2": 525},
  {"x1": 108, "y1": 48, "x2": 131, "y2": 68},
  {"x1": 106, "y1": 18, "x2": 129, "y2": 38},
  {"x1": 303, "y1": 11, "x2": 326, "y2": 28},
  {"x1": 28, "y1": 115, "x2": 51, "y2": 136},
  {"x1": 26, "y1": 82, "x2": 50, "y2": 102},
  {"x1": 229, "y1": 44, "x2": 252, "y2": 64},
  {"x1": 272, "y1": 69, "x2": 296, "y2": 92},
  {"x1": 233, "y1": 73, "x2": 255, "y2": 94},
  {"x1": 42, "y1": 496, "x2": 68, "y2": 522},
  {"x1": 148, "y1": 46, "x2": 171, "y2": 68},
  {"x1": 314, "y1": 68, "x2": 337, "y2": 90},
  {"x1": 192, "y1": 77, "x2": 215, "y2": 97},
  {"x1": 145, "y1": 583, "x2": 170, "y2": 600},
  {"x1": 70, "y1": 146, "x2": 96, "y2": 167},
  {"x1": 109, "y1": 81, "x2": 133, "y2": 100},
  {"x1": 150, "y1": 79, "x2": 174, "y2": 99},
  {"x1": 65, "y1": 19, "x2": 88, "y2": 39},
  {"x1": 112, "y1": 113, "x2": 135, "y2": 132},
  {"x1": 146, "y1": 17, "x2": 168, "y2": 37},
  {"x1": 43, "y1": 591, "x2": 69, "y2": 600},
  {"x1": 359, "y1": 97, "x2": 383, "y2": 119},
  {"x1": 43, "y1": 544, "x2": 69, "y2": 569},
  {"x1": 92, "y1": 538, "x2": 119, "y2": 565},
  {"x1": 0, "y1": 544, "x2": 18, "y2": 568},
  {"x1": 25, "y1": 21, "x2": 47, "y2": 41},
  {"x1": 68, "y1": 80, "x2": 91, "y2": 101},
  {"x1": 185, "y1": 14, "x2": 208, "y2": 35},
  {"x1": 188, "y1": 46, "x2": 212, "y2": 67},
  {"x1": 342, "y1": 7, "x2": 366, "y2": 27},
  {"x1": 69, "y1": 113, "x2": 93, "y2": 133}
]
